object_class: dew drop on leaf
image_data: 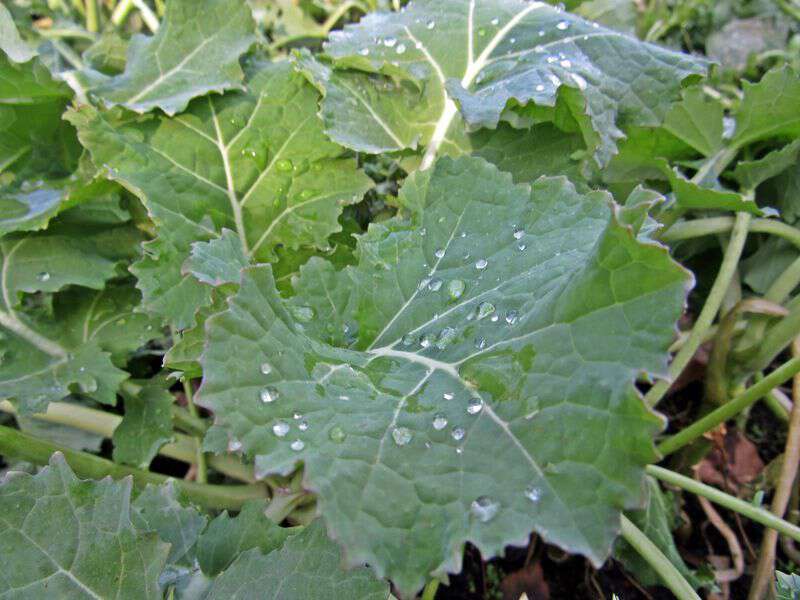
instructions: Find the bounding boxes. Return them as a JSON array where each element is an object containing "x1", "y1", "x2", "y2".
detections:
[
  {"x1": 36, "y1": 272, "x2": 51, "y2": 282},
  {"x1": 475, "y1": 258, "x2": 488, "y2": 270},
  {"x1": 434, "y1": 248, "x2": 445, "y2": 259},
  {"x1": 290, "y1": 439, "x2": 305, "y2": 451},
  {"x1": 359, "y1": 48, "x2": 370, "y2": 56},
  {"x1": 505, "y1": 310, "x2": 519, "y2": 325},
  {"x1": 490, "y1": 17, "x2": 499, "y2": 25},
  {"x1": 518, "y1": 243, "x2": 527, "y2": 251},
  {"x1": 428, "y1": 278, "x2": 443, "y2": 291},
  {"x1": 432, "y1": 413, "x2": 448, "y2": 430},
  {"x1": 272, "y1": 421, "x2": 290, "y2": 437},
  {"x1": 401, "y1": 333, "x2": 416, "y2": 346},
  {"x1": 436, "y1": 327, "x2": 457, "y2": 349},
  {"x1": 227, "y1": 438, "x2": 243, "y2": 452},
  {"x1": 513, "y1": 228, "x2": 525, "y2": 240},
  {"x1": 470, "y1": 496, "x2": 499, "y2": 522},
  {"x1": 467, "y1": 398, "x2": 483, "y2": 415},
  {"x1": 329, "y1": 426, "x2": 346, "y2": 443},
  {"x1": 447, "y1": 279, "x2": 465, "y2": 300},
  {"x1": 293, "y1": 412, "x2": 302, "y2": 420},
  {"x1": 383, "y1": 37, "x2": 397, "y2": 47},
  {"x1": 260, "y1": 387, "x2": 279, "y2": 403},
  {"x1": 260, "y1": 362, "x2": 272, "y2": 375},
  {"x1": 556, "y1": 20, "x2": 569, "y2": 30},
  {"x1": 289, "y1": 305, "x2": 315, "y2": 322},
  {"x1": 474, "y1": 337, "x2": 486, "y2": 349},
  {"x1": 443, "y1": 392, "x2": 454, "y2": 401},
  {"x1": 276, "y1": 158, "x2": 293, "y2": 172},
  {"x1": 395, "y1": 43, "x2": 406, "y2": 54},
  {"x1": 476, "y1": 301, "x2": 495, "y2": 320},
  {"x1": 419, "y1": 333, "x2": 434, "y2": 348},
  {"x1": 525, "y1": 485, "x2": 542, "y2": 503},
  {"x1": 451, "y1": 427, "x2": 465, "y2": 441},
  {"x1": 298, "y1": 420, "x2": 309, "y2": 431},
  {"x1": 392, "y1": 427, "x2": 412, "y2": 446},
  {"x1": 426, "y1": 19, "x2": 435, "y2": 29}
]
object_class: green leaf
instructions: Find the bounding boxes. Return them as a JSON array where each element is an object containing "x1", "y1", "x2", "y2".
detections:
[
  {"x1": 113, "y1": 380, "x2": 175, "y2": 468},
  {"x1": 0, "y1": 188, "x2": 65, "y2": 236},
  {"x1": 198, "y1": 155, "x2": 688, "y2": 596},
  {"x1": 205, "y1": 520, "x2": 388, "y2": 600},
  {"x1": 0, "y1": 283, "x2": 155, "y2": 414},
  {"x1": 78, "y1": 0, "x2": 256, "y2": 115},
  {"x1": 665, "y1": 165, "x2": 763, "y2": 215},
  {"x1": 197, "y1": 500, "x2": 292, "y2": 576},
  {"x1": 0, "y1": 3, "x2": 36, "y2": 64},
  {"x1": 185, "y1": 228, "x2": 249, "y2": 287},
  {"x1": 69, "y1": 62, "x2": 372, "y2": 328},
  {"x1": 731, "y1": 66, "x2": 800, "y2": 150},
  {"x1": 315, "y1": 0, "x2": 706, "y2": 165},
  {"x1": 0, "y1": 452, "x2": 169, "y2": 598},
  {"x1": 733, "y1": 138, "x2": 800, "y2": 192},
  {"x1": 777, "y1": 570, "x2": 800, "y2": 600},
  {"x1": 662, "y1": 86, "x2": 724, "y2": 158},
  {"x1": 132, "y1": 481, "x2": 208, "y2": 566}
]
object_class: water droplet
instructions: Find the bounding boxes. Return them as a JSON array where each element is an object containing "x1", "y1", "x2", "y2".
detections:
[
  {"x1": 436, "y1": 327, "x2": 457, "y2": 349},
  {"x1": 556, "y1": 20, "x2": 569, "y2": 30},
  {"x1": 293, "y1": 412, "x2": 302, "y2": 420},
  {"x1": 419, "y1": 333, "x2": 434, "y2": 348},
  {"x1": 434, "y1": 248, "x2": 445, "y2": 259},
  {"x1": 448, "y1": 279, "x2": 465, "y2": 300},
  {"x1": 560, "y1": 59, "x2": 572, "y2": 69},
  {"x1": 535, "y1": 84, "x2": 545, "y2": 92},
  {"x1": 426, "y1": 19, "x2": 435, "y2": 29},
  {"x1": 402, "y1": 333, "x2": 417, "y2": 346},
  {"x1": 260, "y1": 387, "x2": 279, "y2": 403},
  {"x1": 443, "y1": 392, "x2": 454, "y2": 401},
  {"x1": 298, "y1": 420, "x2": 309, "y2": 431},
  {"x1": 383, "y1": 36, "x2": 397, "y2": 47},
  {"x1": 451, "y1": 427, "x2": 465, "y2": 441},
  {"x1": 392, "y1": 427, "x2": 412, "y2": 446},
  {"x1": 476, "y1": 302, "x2": 495, "y2": 320},
  {"x1": 273, "y1": 421, "x2": 290, "y2": 437},
  {"x1": 290, "y1": 439, "x2": 305, "y2": 451},
  {"x1": 474, "y1": 337, "x2": 486, "y2": 349},
  {"x1": 475, "y1": 259, "x2": 488, "y2": 270},
  {"x1": 276, "y1": 159, "x2": 293, "y2": 172},
  {"x1": 490, "y1": 17, "x2": 499, "y2": 25},
  {"x1": 518, "y1": 243, "x2": 527, "y2": 251},
  {"x1": 433, "y1": 413, "x2": 448, "y2": 430},
  {"x1": 329, "y1": 426, "x2": 346, "y2": 443},
  {"x1": 395, "y1": 43, "x2": 406, "y2": 54},
  {"x1": 478, "y1": 27, "x2": 486, "y2": 37},
  {"x1": 358, "y1": 47, "x2": 370, "y2": 56},
  {"x1": 428, "y1": 278, "x2": 443, "y2": 292},
  {"x1": 228, "y1": 438, "x2": 243, "y2": 452},
  {"x1": 289, "y1": 305, "x2": 314, "y2": 322},
  {"x1": 338, "y1": 394, "x2": 350, "y2": 401},
  {"x1": 571, "y1": 73, "x2": 587, "y2": 90},
  {"x1": 456, "y1": 446, "x2": 464, "y2": 454},
  {"x1": 505, "y1": 310, "x2": 519, "y2": 325},
  {"x1": 467, "y1": 398, "x2": 484, "y2": 415},
  {"x1": 260, "y1": 362, "x2": 272, "y2": 375},
  {"x1": 418, "y1": 277, "x2": 432, "y2": 291},
  {"x1": 36, "y1": 272, "x2": 51, "y2": 282},
  {"x1": 490, "y1": 314, "x2": 499, "y2": 322},
  {"x1": 513, "y1": 228, "x2": 525, "y2": 240},
  {"x1": 525, "y1": 485, "x2": 542, "y2": 503},
  {"x1": 510, "y1": 37, "x2": 516, "y2": 44},
  {"x1": 470, "y1": 496, "x2": 499, "y2": 522}
]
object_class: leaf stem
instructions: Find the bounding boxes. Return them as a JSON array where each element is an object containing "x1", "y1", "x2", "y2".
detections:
[
  {"x1": 0, "y1": 425, "x2": 266, "y2": 510},
  {"x1": 0, "y1": 310, "x2": 68, "y2": 358},
  {"x1": 110, "y1": 0, "x2": 135, "y2": 26},
  {"x1": 421, "y1": 580, "x2": 440, "y2": 600},
  {"x1": 0, "y1": 400, "x2": 254, "y2": 483},
  {"x1": 647, "y1": 465, "x2": 800, "y2": 542},
  {"x1": 748, "y1": 341, "x2": 800, "y2": 599},
  {"x1": 662, "y1": 217, "x2": 800, "y2": 249},
  {"x1": 644, "y1": 212, "x2": 752, "y2": 407},
  {"x1": 656, "y1": 357, "x2": 800, "y2": 456},
  {"x1": 181, "y1": 376, "x2": 207, "y2": 484},
  {"x1": 619, "y1": 514, "x2": 700, "y2": 600},
  {"x1": 84, "y1": 0, "x2": 98, "y2": 32}
]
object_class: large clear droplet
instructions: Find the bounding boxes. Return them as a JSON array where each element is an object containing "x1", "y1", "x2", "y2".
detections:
[
  {"x1": 434, "y1": 248, "x2": 445, "y2": 259},
  {"x1": 329, "y1": 426, "x2": 346, "y2": 443},
  {"x1": 402, "y1": 333, "x2": 416, "y2": 346},
  {"x1": 383, "y1": 36, "x2": 397, "y2": 47},
  {"x1": 505, "y1": 310, "x2": 519, "y2": 325},
  {"x1": 447, "y1": 279, "x2": 465, "y2": 300},
  {"x1": 467, "y1": 398, "x2": 484, "y2": 415},
  {"x1": 392, "y1": 427, "x2": 412, "y2": 446},
  {"x1": 436, "y1": 327, "x2": 457, "y2": 349},
  {"x1": 451, "y1": 427, "x2": 465, "y2": 441},
  {"x1": 443, "y1": 392, "x2": 454, "y2": 401},
  {"x1": 289, "y1": 305, "x2": 315, "y2": 322},
  {"x1": 227, "y1": 438, "x2": 243, "y2": 452},
  {"x1": 419, "y1": 333, "x2": 434, "y2": 348},
  {"x1": 37, "y1": 272, "x2": 51, "y2": 282},
  {"x1": 470, "y1": 496, "x2": 499, "y2": 522},
  {"x1": 272, "y1": 421, "x2": 290, "y2": 437},
  {"x1": 276, "y1": 159, "x2": 293, "y2": 172},
  {"x1": 290, "y1": 439, "x2": 305, "y2": 451},
  {"x1": 428, "y1": 278, "x2": 443, "y2": 291},
  {"x1": 476, "y1": 302, "x2": 495, "y2": 320},
  {"x1": 475, "y1": 258, "x2": 488, "y2": 270},
  {"x1": 260, "y1": 362, "x2": 272, "y2": 375},
  {"x1": 513, "y1": 228, "x2": 525, "y2": 240},
  {"x1": 298, "y1": 420, "x2": 309, "y2": 431},
  {"x1": 260, "y1": 387, "x2": 279, "y2": 403},
  {"x1": 556, "y1": 20, "x2": 569, "y2": 30},
  {"x1": 395, "y1": 43, "x2": 406, "y2": 54},
  {"x1": 432, "y1": 413, "x2": 448, "y2": 430}
]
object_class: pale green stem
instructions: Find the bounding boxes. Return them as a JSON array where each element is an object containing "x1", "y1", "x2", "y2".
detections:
[
  {"x1": 0, "y1": 425, "x2": 266, "y2": 510},
  {"x1": 51, "y1": 39, "x2": 85, "y2": 69},
  {"x1": 110, "y1": 0, "x2": 135, "y2": 26},
  {"x1": 647, "y1": 465, "x2": 800, "y2": 542},
  {"x1": 662, "y1": 217, "x2": 800, "y2": 249},
  {"x1": 0, "y1": 310, "x2": 67, "y2": 358},
  {"x1": 620, "y1": 514, "x2": 700, "y2": 600},
  {"x1": 644, "y1": 212, "x2": 752, "y2": 407},
  {"x1": 181, "y1": 376, "x2": 207, "y2": 484},
  {"x1": 84, "y1": 0, "x2": 98, "y2": 32},
  {"x1": 421, "y1": 580, "x2": 440, "y2": 600},
  {"x1": 656, "y1": 357, "x2": 800, "y2": 455}
]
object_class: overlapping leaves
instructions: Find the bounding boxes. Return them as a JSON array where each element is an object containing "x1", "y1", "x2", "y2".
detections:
[
  {"x1": 299, "y1": 0, "x2": 706, "y2": 165},
  {"x1": 198, "y1": 155, "x2": 689, "y2": 595},
  {"x1": 70, "y1": 62, "x2": 372, "y2": 328}
]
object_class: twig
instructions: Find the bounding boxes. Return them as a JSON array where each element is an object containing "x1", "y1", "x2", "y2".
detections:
[
  {"x1": 694, "y1": 470, "x2": 744, "y2": 583},
  {"x1": 748, "y1": 340, "x2": 800, "y2": 599}
]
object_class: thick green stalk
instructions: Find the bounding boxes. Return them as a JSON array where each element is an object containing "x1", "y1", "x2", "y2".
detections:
[
  {"x1": 644, "y1": 212, "x2": 752, "y2": 407},
  {"x1": 662, "y1": 217, "x2": 800, "y2": 248},
  {"x1": 0, "y1": 425, "x2": 266, "y2": 510},
  {"x1": 0, "y1": 400, "x2": 254, "y2": 483},
  {"x1": 746, "y1": 301, "x2": 800, "y2": 373},
  {"x1": 84, "y1": 0, "x2": 98, "y2": 32},
  {"x1": 657, "y1": 357, "x2": 800, "y2": 456},
  {"x1": 619, "y1": 515, "x2": 700, "y2": 600},
  {"x1": 647, "y1": 465, "x2": 800, "y2": 542}
]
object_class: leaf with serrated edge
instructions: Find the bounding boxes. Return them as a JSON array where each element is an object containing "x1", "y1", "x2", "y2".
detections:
[
  {"x1": 113, "y1": 380, "x2": 175, "y2": 468},
  {"x1": 79, "y1": 0, "x2": 255, "y2": 115},
  {"x1": 205, "y1": 520, "x2": 388, "y2": 600},
  {"x1": 315, "y1": 0, "x2": 705, "y2": 166},
  {"x1": 198, "y1": 156, "x2": 689, "y2": 596},
  {"x1": 0, "y1": 453, "x2": 169, "y2": 598},
  {"x1": 731, "y1": 66, "x2": 800, "y2": 150},
  {"x1": 68, "y1": 62, "x2": 372, "y2": 328}
]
